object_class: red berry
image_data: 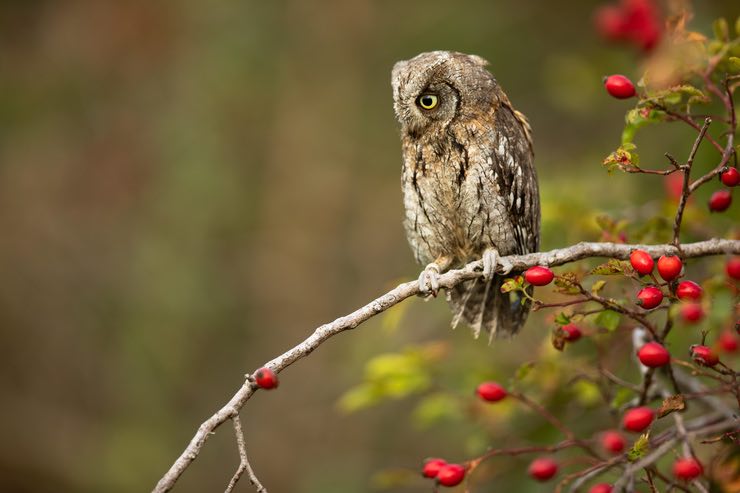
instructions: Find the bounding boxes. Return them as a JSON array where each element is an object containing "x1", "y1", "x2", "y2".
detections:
[
  {"x1": 604, "y1": 75, "x2": 636, "y2": 99},
  {"x1": 637, "y1": 342, "x2": 670, "y2": 367},
  {"x1": 709, "y1": 189, "x2": 732, "y2": 212},
  {"x1": 718, "y1": 330, "x2": 738, "y2": 353},
  {"x1": 476, "y1": 381, "x2": 507, "y2": 402},
  {"x1": 524, "y1": 266, "x2": 554, "y2": 286},
  {"x1": 676, "y1": 280, "x2": 702, "y2": 300},
  {"x1": 657, "y1": 255, "x2": 682, "y2": 281},
  {"x1": 623, "y1": 407, "x2": 654, "y2": 432},
  {"x1": 437, "y1": 463, "x2": 466, "y2": 487},
  {"x1": 690, "y1": 345, "x2": 719, "y2": 367},
  {"x1": 636, "y1": 286, "x2": 663, "y2": 309},
  {"x1": 589, "y1": 484, "x2": 613, "y2": 493},
  {"x1": 721, "y1": 167, "x2": 740, "y2": 187},
  {"x1": 594, "y1": 6, "x2": 628, "y2": 41},
  {"x1": 673, "y1": 457, "x2": 703, "y2": 481},
  {"x1": 727, "y1": 257, "x2": 740, "y2": 280},
  {"x1": 528, "y1": 457, "x2": 558, "y2": 481},
  {"x1": 630, "y1": 250, "x2": 654, "y2": 275},
  {"x1": 601, "y1": 430, "x2": 626, "y2": 454},
  {"x1": 254, "y1": 367, "x2": 279, "y2": 389},
  {"x1": 664, "y1": 173, "x2": 684, "y2": 202},
  {"x1": 680, "y1": 302, "x2": 704, "y2": 323},
  {"x1": 422, "y1": 458, "x2": 447, "y2": 478},
  {"x1": 623, "y1": 0, "x2": 662, "y2": 51},
  {"x1": 562, "y1": 324, "x2": 582, "y2": 342}
]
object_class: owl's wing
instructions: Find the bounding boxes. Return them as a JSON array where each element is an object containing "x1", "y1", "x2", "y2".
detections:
[{"x1": 487, "y1": 102, "x2": 540, "y2": 255}]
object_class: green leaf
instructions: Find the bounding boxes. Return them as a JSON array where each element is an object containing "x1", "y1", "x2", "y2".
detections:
[
  {"x1": 554, "y1": 312, "x2": 571, "y2": 326},
  {"x1": 591, "y1": 280, "x2": 607, "y2": 294},
  {"x1": 590, "y1": 259, "x2": 630, "y2": 276},
  {"x1": 500, "y1": 275, "x2": 524, "y2": 293},
  {"x1": 603, "y1": 143, "x2": 640, "y2": 173},
  {"x1": 627, "y1": 433, "x2": 650, "y2": 462},
  {"x1": 728, "y1": 56, "x2": 740, "y2": 74},
  {"x1": 513, "y1": 361, "x2": 536, "y2": 381},
  {"x1": 713, "y1": 18, "x2": 730, "y2": 41},
  {"x1": 554, "y1": 272, "x2": 581, "y2": 295},
  {"x1": 412, "y1": 392, "x2": 462, "y2": 428},
  {"x1": 622, "y1": 107, "x2": 666, "y2": 144},
  {"x1": 338, "y1": 344, "x2": 446, "y2": 413},
  {"x1": 594, "y1": 310, "x2": 621, "y2": 331},
  {"x1": 611, "y1": 387, "x2": 634, "y2": 409},
  {"x1": 571, "y1": 380, "x2": 601, "y2": 406}
]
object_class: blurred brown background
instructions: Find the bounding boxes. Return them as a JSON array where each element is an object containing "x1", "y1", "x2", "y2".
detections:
[{"x1": 1, "y1": 1, "x2": 737, "y2": 492}]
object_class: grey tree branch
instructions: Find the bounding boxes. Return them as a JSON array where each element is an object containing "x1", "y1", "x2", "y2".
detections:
[
  {"x1": 153, "y1": 238, "x2": 740, "y2": 493},
  {"x1": 224, "y1": 414, "x2": 266, "y2": 493}
]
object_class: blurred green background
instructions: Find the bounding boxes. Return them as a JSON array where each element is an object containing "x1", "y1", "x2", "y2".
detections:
[{"x1": 1, "y1": 1, "x2": 738, "y2": 492}]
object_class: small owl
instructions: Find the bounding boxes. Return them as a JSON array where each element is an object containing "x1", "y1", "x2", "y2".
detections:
[{"x1": 391, "y1": 51, "x2": 540, "y2": 339}]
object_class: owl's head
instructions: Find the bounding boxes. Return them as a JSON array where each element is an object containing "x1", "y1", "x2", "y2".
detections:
[{"x1": 391, "y1": 51, "x2": 500, "y2": 135}]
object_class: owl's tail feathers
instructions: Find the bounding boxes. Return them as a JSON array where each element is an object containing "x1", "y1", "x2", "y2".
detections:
[{"x1": 447, "y1": 277, "x2": 531, "y2": 340}]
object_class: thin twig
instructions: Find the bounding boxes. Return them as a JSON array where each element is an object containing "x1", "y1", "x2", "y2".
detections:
[
  {"x1": 672, "y1": 118, "x2": 710, "y2": 246},
  {"x1": 224, "y1": 414, "x2": 267, "y2": 493}
]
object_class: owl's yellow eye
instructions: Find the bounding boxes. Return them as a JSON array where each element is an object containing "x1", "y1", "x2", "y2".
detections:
[{"x1": 417, "y1": 94, "x2": 438, "y2": 110}]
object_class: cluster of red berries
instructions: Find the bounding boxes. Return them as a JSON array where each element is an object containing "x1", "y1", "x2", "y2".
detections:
[
  {"x1": 709, "y1": 167, "x2": 737, "y2": 212},
  {"x1": 422, "y1": 458, "x2": 466, "y2": 487},
  {"x1": 594, "y1": 0, "x2": 662, "y2": 51}
]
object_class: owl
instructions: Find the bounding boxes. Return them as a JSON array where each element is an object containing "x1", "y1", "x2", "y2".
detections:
[{"x1": 391, "y1": 51, "x2": 540, "y2": 339}]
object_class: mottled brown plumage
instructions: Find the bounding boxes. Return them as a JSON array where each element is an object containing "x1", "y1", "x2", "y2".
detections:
[{"x1": 391, "y1": 51, "x2": 540, "y2": 339}]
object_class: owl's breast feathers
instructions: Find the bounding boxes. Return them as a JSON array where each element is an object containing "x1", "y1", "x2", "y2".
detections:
[{"x1": 401, "y1": 101, "x2": 539, "y2": 267}]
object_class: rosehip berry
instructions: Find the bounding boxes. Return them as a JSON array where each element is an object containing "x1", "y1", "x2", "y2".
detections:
[
  {"x1": 437, "y1": 463, "x2": 466, "y2": 487},
  {"x1": 623, "y1": 407, "x2": 654, "y2": 432},
  {"x1": 637, "y1": 342, "x2": 670, "y2": 367},
  {"x1": 594, "y1": 5, "x2": 628, "y2": 41},
  {"x1": 721, "y1": 167, "x2": 740, "y2": 187},
  {"x1": 589, "y1": 483, "x2": 613, "y2": 493},
  {"x1": 709, "y1": 189, "x2": 732, "y2": 212},
  {"x1": 636, "y1": 286, "x2": 663, "y2": 309},
  {"x1": 254, "y1": 367, "x2": 279, "y2": 389},
  {"x1": 657, "y1": 255, "x2": 682, "y2": 281},
  {"x1": 476, "y1": 381, "x2": 507, "y2": 402},
  {"x1": 727, "y1": 257, "x2": 740, "y2": 280},
  {"x1": 604, "y1": 74, "x2": 636, "y2": 99},
  {"x1": 664, "y1": 173, "x2": 684, "y2": 202},
  {"x1": 680, "y1": 302, "x2": 704, "y2": 323},
  {"x1": 718, "y1": 330, "x2": 738, "y2": 353},
  {"x1": 690, "y1": 345, "x2": 719, "y2": 367},
  {"x1": 528, "y1": 457, "x2": 558, "y2": 481},
  {"x1": 630, "y1": 249, "x2": 654, "y2": 275},
  {"x1": 601, "y1": 430, "x2": 626, "y2": 454},
  {"x1": 676, "y1": 280, "x2": 702, "y2": 300},
  {"x1": 562, "y1": 324, "x2": 582, "y2": 342},
  {"x1": 673, "y1": 457, "x2": 703, "y2": 481},
  {"x1": 422, "y1": 458, "x2": 447, "y2": 478},
  {"x1": 524, "y1": 266, "x2": 554, "y2": 286}
]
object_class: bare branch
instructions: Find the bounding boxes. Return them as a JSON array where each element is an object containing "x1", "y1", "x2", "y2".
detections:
[
  {"x1": 224, "y1": 414, "x2": 266, "y2": 493},
  {"x1": 672, "y1": 118, "x2": 711, "y2": 246},
  {"x1": 153, "y1": 238, "x2": 740, "y2": 493}
]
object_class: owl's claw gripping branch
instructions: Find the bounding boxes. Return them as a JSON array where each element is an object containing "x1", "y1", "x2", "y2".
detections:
[
  {"x1": 418, "y1": 263, "x2": 441, "y2": 296},
  {"x1": 418, "y1": 256, "x2": 452, "y2": 296}
]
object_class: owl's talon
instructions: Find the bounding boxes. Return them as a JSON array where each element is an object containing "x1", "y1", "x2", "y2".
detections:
[
  {"x1": 482, "y1": 248, "x2": 499, "y2": 281},
  {"x1": 418, "y1": 263, "x2": 441, "y2": 296}
]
